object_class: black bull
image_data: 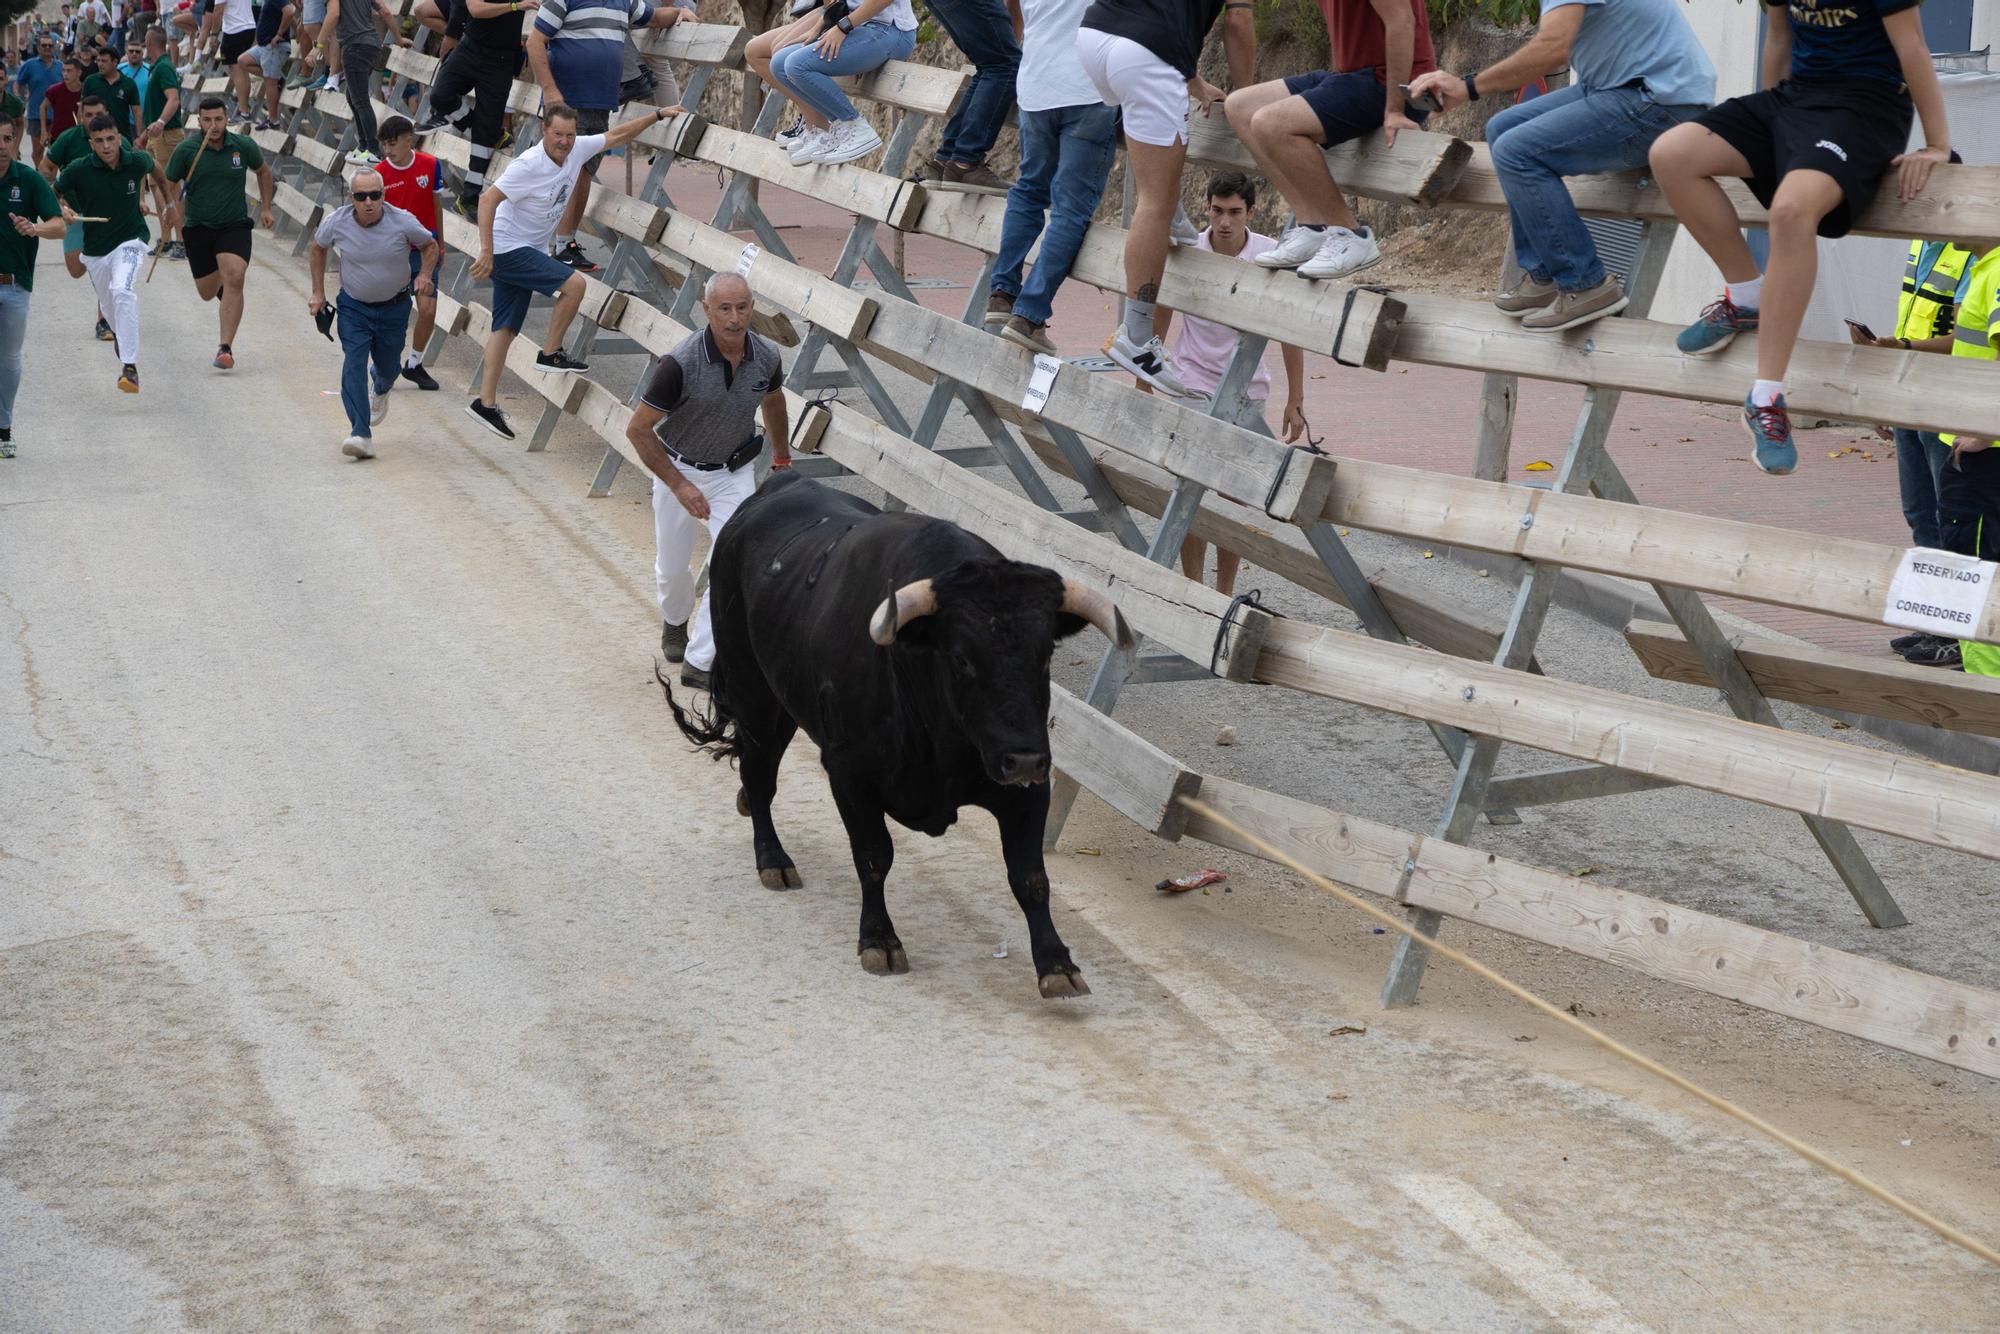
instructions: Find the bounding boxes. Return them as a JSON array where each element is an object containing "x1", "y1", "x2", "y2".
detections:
[{"x1": 662, "y1": 472, "x2": 1134, "y2": 998}]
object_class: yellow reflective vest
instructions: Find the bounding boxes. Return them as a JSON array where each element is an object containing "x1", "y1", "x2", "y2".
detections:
[
  {"x1": 1896, "y1": 238, "x2": 1974, "y2": 342},
  {"x1": 1944, "y1": 248, "x2": 2000, "y2": 676}
]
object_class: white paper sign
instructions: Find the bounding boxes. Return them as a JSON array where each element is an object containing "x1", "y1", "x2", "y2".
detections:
[
  {"x1": 734, "y1": 243, "x2": 760, "y2": 278},
  {"x1": 1884, "y1": 546, "x2": 1999, "y2": 637},
  {"x1": 1019, "y1": 353, "x2": 1062, "y2": 415}
]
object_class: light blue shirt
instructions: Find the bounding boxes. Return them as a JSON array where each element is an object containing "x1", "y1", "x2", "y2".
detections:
[{"x1": 1542, "y1": 0, "x2": 1716, "y2": 108}]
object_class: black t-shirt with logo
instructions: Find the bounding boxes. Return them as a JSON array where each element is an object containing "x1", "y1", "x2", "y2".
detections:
[{"x1": 1765, "y1": 0, "x2": 1920, "y2": 86}]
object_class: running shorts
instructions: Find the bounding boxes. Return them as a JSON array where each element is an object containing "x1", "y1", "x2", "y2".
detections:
[
  {"x1": 1076, "y1": 26, "x2": 1187, "y2": 148},
  {"x1": 1694, "y1": 76, "x2": 1913, "y2": 240},
  {"x1": 183, "y1": 216, "x2": 252, "y2": 278}
]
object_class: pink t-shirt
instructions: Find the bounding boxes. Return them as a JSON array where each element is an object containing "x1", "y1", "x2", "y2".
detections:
[{"x1": 1171, "y1": 228, "x2": 1274, "y2": 402}]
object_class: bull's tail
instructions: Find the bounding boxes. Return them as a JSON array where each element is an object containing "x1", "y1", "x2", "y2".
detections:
[{"x1": 657, "y1": 659, "x2": 744, "y2": 764}]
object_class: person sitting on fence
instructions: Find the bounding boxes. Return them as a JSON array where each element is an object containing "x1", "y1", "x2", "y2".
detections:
[
  {"x1": 1078, "y1": 0, "x2": 1254, "y2": 396},
  {"x1": 1648, "y1": 0, "x2": 1950, "y2": 476},
  {"x1": 1850, "y1": 229, "x2": 1972, "y2": 668},
  {"x1": 308, "y1": 166, "x2": 441, "y2": 459},
  {"x1": 764, "y1": 0, "x2": 916, "y2": 167},
  {"x1": 287, "y1": 0, "x2": 334, "y2": 90},
  {"x1": 1408, "y1": 0, "x2": 1712, "y2": 333},
  {"x1": 1934, "y1": 241, "x2": 2000, "y2": 677},
  {"x1": 624, "y1": 271, "x2": 789, "y2": 692},
  {"x1": 1223, "y1": 0, "x2": 1429, "y2": 283},
  {"x1": 913, "y1": 0, "x2": 1018, "y2": 194},
  {"x1": 1150, "y1": 171, "x2": 1304, "y2": 593},
  {"x1": 526, "y1": 0, "x2": 689, "y2": 273},
  {"x1": 466, "y1": 100, "x2": 682, "y2": 440},
  {"x1": 233, "y1": 0, "x2": 293, "y2": 130},
  {"x1": 982, "y1": 0, "x2": 1120, "y2": 351},
  {"x1": 374, "y1": 113, "x2": 445, "y2": 390},
  {"x1": 317, "y1": 0, "x2": 395, "y2": 166},
  {"x1": 744, "y1": 7, "x2": 826, "y2": 149},
  {"x1": 414, "y1": 0, "x2": 534, "y2": 220}
]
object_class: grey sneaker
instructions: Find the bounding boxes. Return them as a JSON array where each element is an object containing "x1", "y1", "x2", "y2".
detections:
[
  {"x1": 1518, "y1": 277, "x2": 1629, "y2": 332},
  {"x1": 1000, "y1": 314, "x2": 1055, "y2": 354},
  {"x1": 984, "y1": 291, "x2": 1014, "y2": 327},
  {"x1": 1494, "y1": 274, "x2": 1559, "y2": 316},
  {"x1": 661, "y1": 619, "x2": 688, "y2": 662},
  {"x1": 0, "y1": 430, "x2": 13, "y2": 459}
]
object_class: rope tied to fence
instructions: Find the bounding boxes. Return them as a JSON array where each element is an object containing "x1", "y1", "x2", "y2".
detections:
[
  {"x1": 1209, "y1": 588, "x2": 1278, "y2": 677},
  {"x1": 1176, "y1": 794, "x2": 2000, "y2": 1272}
]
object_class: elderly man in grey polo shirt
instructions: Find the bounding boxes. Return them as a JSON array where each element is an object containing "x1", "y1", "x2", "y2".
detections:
[
  {"x1": 310, "y1": 167, "x2": 439, "y2": 461},
  {"x1": 624, "y1": 272, "x2": 790, "y2": 691}
]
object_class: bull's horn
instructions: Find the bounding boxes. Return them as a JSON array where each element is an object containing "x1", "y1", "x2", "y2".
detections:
[
  {"x1": 1061, "y1": 579, "x2": 1136, "y2": 651},
  {"x1": 869, "y1": 579, "x2": 937, "y2": 646}
]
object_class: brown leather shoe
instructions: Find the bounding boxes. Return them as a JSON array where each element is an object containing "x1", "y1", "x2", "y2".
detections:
[
  {"x1": 939, "y1": 161, "x2": 1013, "y2": 195},
  {"x1": 1494, "y1": 274, "x2": 1559, "y2": 315},
  {"x1": 1000, "y1": 314, "x2": 1055, "y2": 354}
]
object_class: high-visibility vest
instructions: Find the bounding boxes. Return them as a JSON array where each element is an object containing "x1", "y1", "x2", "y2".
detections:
[
  {"x1": 1942, "y1": 249, "x2": 2000, "y2": 677},
  {"x1": 1895, "y1": 238, "x2": 1974, "y2": 342}
]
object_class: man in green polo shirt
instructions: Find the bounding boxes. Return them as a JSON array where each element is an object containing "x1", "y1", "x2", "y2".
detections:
[
  {"x1": 55, "y1": 115, "x2": 176, "y2": 392},
  {"x1": 133, "y1": 27, "x2": 181, "y2": 257},
  {"x1": 168, "y1": 96, "x2": 273, "y2": 369},
  {"x1": 0, "y1": 118, "x2": 70, "y2": 457},
  {"x1": 39, "y1": 90, "x2": 124, "y2": 339},
  {"x1": 81, "y1": 46, "x2": 138, "y2": 140}
]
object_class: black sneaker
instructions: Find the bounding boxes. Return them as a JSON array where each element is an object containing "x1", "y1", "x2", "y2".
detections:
[
  {"x1": 95, "y1": 316, "x2": 113, "y2": 341},
  {"x1": 118, "y1": 363, "x2": 139, "y2": 393},
  {"x1": 535, "y1": 348, "x2": 589, "y2": 374},
  {"x1": 679, "y1": 663, "x2": 711, "y2": 690},
  {"x1": 1904, "y1": 638, "x2": 1964, "y2": 669},
  {"x1": 400, "y1": 362, "x2": 441, "y2": 390},
  {"x1": 1889, "y1": 630, "x2": 1931, "y2": 652},
  {"x1": 415, "y1": 111, "x2": 450, "y2": 132},
  {"x1": 466, "y1": 398, "x2": 515, "y2": 439},
  {"x1": 552, "y1": 239, "x2": 598, "y2": 273}
]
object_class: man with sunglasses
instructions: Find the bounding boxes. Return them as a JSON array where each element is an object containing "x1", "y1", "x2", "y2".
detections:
[{"x1": 308, "y1": 167, "x2": 440, "y2": 459}]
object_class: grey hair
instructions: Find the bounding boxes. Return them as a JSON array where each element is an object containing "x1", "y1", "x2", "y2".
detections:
[
  {"x1": 703, "y1": 271, "x2": 751, "y2": 302},
  {"x1": 348, "y1": 167, "x2": 383, "y2": 192}
]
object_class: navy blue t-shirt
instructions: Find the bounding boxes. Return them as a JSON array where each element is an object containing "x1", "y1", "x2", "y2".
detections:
[
  {"x1": 254, "y1": 0, "x2": 289, "y2": 44},
  {"x1": 1766, "y1": 0, "x2": 1920, "y2": 86}
]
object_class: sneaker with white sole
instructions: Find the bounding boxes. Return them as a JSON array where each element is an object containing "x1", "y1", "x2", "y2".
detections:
[
  {"x1": 346, "y1": 147, "x2": 379, "y2": 167},
  {"x1": 1108, "y1": 329, "x2": 1192, "y2": 397},
  {"x1": 1494, "y1": 274, "x2": 1559, "y2": 316},
  {"x1": 787, "y1": 127, "x2": 830, "y2": 166},
  {"x1": 1296, "y1": 225, "x2": 1381, "y2": 280},
  {"x1": 1169, "y1": 204, "x2": 1199, "y2": 247},
  {"x1": 1000, "y1": 314, "x2": 1055, "y2": 354},
  {"x1": 1254, "y1": 224, "x2": 1328, "y2": 270},
  {"x1": 812, "y1": 119, "x2": 882, "y2": 165},
  {"x1": 1518, "y1": 277, "x2": 1628, "y2": 332},
  {"x1": 342, "y1": 434, "x2": 376, "y2": 460},
  {"x1": 983, "y1": 291, "x2": 1014, "y2": 328},
  {"x1": 776, "y1": 115, "x2": 805, "y2": 145},
  {"x1": 370, "y1": 387, "x2": 390, "y2": 425}
]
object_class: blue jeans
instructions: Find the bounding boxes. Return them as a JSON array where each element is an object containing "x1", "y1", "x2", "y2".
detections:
[
  {"x1": 768, "y1": 22, "x2": 916, "y2": 123},
  {"x1": 1487, "y1": 83, "x2": 1704, "y2": 291},
  {"x1": 922, "y1": 0, "x2": 1018, "y2": 164},
  {"x1": 992, "y1": 102, "x2": 1118, "y2": 326},
  {"x1": 1895, "y1": 426, "x2": 1951, "y2": 547},
  {"x1": 337, "y1": 290, "x2": 411, "y2": 437},
  {"x1": 0, "y1": 283, "x2": 27, "y2": 429}
]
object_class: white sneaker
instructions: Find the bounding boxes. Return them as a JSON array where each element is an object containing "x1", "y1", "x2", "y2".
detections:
[
  {"x1": 1296, "y1": 225, "x2": 1381, "y2": 281},
  {"x1": 776, "y1": 115, "x2": 805, "y2": 145},
  {"x1": 1255, "y1": 224, "x2": 1330, "y2": 270},
  {"x1": 346, "y1": 147, "x2": 380, "y2": 167},
  {"x1": 1108, "y1": 329, "x2": 1192, "y2": 398},
  {"x1": 342, "y1": 434, "x2": 375, "y2": 460},
  {"x1": 787, "y1": 126, "x2": 829, "y2": 166},
  {"x1": 1169, "y1": 204, "x2": 1199, "y2": 247},
  {"x1": 370, "y1": 388, "x2": 390, "y2": 425},
  {"x1": 813, "y1": 118, "x2": 883, "y2": 165}
]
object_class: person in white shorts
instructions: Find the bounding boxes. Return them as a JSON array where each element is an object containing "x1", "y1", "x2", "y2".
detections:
[{"x1": 1076, "y1": 0, "x2": 1252, "y2": 397}]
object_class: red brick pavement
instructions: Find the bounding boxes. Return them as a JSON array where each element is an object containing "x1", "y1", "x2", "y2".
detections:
[{"x1": 657, "y1": 170, "x2": 1919, "y2": 657}]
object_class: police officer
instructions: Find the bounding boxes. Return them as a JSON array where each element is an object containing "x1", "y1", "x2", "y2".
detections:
[{"x1": 623, "y1": 272, "x2": 791, "y2": 690}]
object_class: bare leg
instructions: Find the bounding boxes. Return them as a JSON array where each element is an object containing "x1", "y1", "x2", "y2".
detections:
[
  {"x1": 1179, "y1": 534, "x2": 1205, "y2": 582},
  {"x1": 214, "y1": 253, "x2": 247, "y2": 344},
  {"x1": 542, "y1": 273, "x2": 586, "y2": 351},
  {"x1": 410, "y1": 291, "x2": 436, "y2": 351},
  {"x1": 1250, "y1": 96, "x2": 1354, "y2": 229},
  {"x1": 1649, "y1": 123, "x2": 1760, "y2": 284},
  {"x1": 1122, "y1": 137, "x2": 1186, "y2": 300},
  {"x1": 1756, "y1": 170, "x2": 1842, "y2": 383},
  {"x1": 479, "y1": 327, "x2": 515, "y2": 404}
]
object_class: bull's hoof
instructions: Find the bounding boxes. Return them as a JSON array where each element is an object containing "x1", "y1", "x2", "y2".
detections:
[
  {"x1": 736, "y1": 787, "x2": 750, "y2": 818},
  {"x1": 758, "y1": 865, "x2": 803, "y2": 890},
  {"x1": 1037, "y1": 970, "x2": 1091, "y2": 999},
  {"x1": 858, "y1": 945, "x2": 909, "y2": 975}
]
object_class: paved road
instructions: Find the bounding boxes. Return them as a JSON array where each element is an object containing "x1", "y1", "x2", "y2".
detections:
[{"x1": 3, "y1": 245, "x2": 1996, "y2": 1331}]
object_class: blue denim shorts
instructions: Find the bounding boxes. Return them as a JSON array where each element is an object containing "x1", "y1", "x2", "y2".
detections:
[
  {"x1": 1283, "y1": 69, "x2": 1427, "y2": 147},
  {"x1": 490, "y1": 244, "x2": 574, "y2": 332}
]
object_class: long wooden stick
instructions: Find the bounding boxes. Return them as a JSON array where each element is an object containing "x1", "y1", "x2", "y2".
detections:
[{"x1": 1176, "y1": 795, "x2": 2000, "y2": 1270}]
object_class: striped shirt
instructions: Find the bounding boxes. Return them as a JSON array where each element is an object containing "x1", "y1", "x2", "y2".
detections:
[{"x1": 535, "y1": 0, "x2": 653, "y2": 109}]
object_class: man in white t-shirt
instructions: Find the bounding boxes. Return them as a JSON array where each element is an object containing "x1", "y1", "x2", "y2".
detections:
[
  {"x1": 465, "y1": 101, "x2": 680, "y2": 439},
  {"x1": 1153, "y1": 172, "x2": 1305, "y2": 593}
]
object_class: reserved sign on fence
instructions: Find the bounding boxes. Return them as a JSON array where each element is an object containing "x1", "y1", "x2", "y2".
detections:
[
  {"x1": 1884, "y1": 547, "x2": 1999, "y2": 638},
  {"x1": 1020, "y1": 354, "x2": 1061, "y2": 416}
]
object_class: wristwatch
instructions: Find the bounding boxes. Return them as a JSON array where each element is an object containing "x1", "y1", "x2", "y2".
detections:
[
  {"x1": 837, "y1": 15, "x2": 853, "y2": 31},
  {"x1": 1463, "y1": 71, "x2": 1480, "y2": 102}
]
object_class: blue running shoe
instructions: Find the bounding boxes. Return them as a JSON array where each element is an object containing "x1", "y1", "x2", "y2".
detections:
[
  {"x1": 1744, "y1": 393, "x2": 1796, "y2": 475},
  {"x1": 1678, "y1": 295, "x2": 1758, "y2": 356}
]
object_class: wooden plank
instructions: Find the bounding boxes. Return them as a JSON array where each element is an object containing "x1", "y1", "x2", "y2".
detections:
[
  {"x1": 633, "y1": 20, "x2": 750, "y2": 68},
  {"x1": 691, "y1": 124, "x2": 926, "y2": 230},
  {"x1": 1625, "y1": 619, "x2": 2000, "y2": 740},
  {"x1": 660, "y1": 210, "x2": 877, "y2": 341},
  {"x1": 1252, "y1": 616, "x2": 2000, "y2": 860},
  {"x1": 290, "y1": 134, "x2": 343, "y2": 175},
  {"x1": 1049, "y1": 686, "x2": 1200, "y2": 841},
  {"x1": 273, "y1": 179, "x2": 321, "y2": 227},
  {"x1": 1391, "y1": 290, "x2": 2000, "y2": 440},
  {"x1": 811, "y1": 403, "x2": 1273, "y2": 682},
  {"x1": 849, "y1": 59, "x2": 967, "y2": 120},
  {"x1": 1185, "y1": 116, "x2": 1472, "y2": 207},
  {"x1": 581, "y1": 183, "x2": 666, "y2": 246},
  {"x1": 1015, "y1": 426, "x2": 1513, "y2": 663},
  {"x1": 250, "y1": 128, "x2": 293, "y2": 158},
  {"x1": 1181, "y1": 776, "x2": 2000, "y2": 1079}
]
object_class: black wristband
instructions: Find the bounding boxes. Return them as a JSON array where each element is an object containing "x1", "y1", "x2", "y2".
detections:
[{"x1": 1464, "y1": 71, "x2": 1480, "y2": 102}]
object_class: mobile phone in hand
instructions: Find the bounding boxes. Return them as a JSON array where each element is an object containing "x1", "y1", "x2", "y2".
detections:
[
  {"x1": 1844, "y1": 318, "x2": 1877, "y2": 342},
  {"x1": 1399, "y1": 83, "x2": 1442, "y2": 115}
]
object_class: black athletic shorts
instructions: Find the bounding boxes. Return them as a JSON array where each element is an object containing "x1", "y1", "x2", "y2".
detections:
[
  {"x1": 219, "y1": 26, "x2": 255, "y2": 64},
  {"x1": 1694, "y1": 76, "x2": 1913, "y2": 239},
  {"x1": 183, "y1": 216, "x2": 252, "y2": 279}
]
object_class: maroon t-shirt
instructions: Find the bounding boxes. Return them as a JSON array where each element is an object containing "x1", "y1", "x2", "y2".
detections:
[
  {"x1": 42, "y1": 82, "x2": 81, "y2": 135},
  {"x1": 1318, "y1": 0, "x2": 1437, "y2": 81}
]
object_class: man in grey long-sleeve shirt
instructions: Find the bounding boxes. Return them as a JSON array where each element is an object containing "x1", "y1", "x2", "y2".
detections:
[
  {"x1": 309, "y1": 169, "x2": 439, "y2": 459},
  {"x1": 624, "y1": 272, "x2": 790, "y2": 689}
]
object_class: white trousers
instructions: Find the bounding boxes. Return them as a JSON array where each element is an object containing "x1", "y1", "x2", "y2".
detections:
[
  {"x1": 653, "y1": 460, "x2": 758, "y2": 671},
  {"x1": 83, "y1": 239, "x2": 145, "y2": 365}
]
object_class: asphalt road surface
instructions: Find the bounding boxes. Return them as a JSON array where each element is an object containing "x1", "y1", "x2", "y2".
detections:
[{"x1": 4, "y1": 245, "x2": 1997, "y2": 1331}]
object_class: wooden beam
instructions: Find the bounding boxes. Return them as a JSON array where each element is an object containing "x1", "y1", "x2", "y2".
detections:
[
  {"x1": 272, "y1": 180, "x2": 321, "y2": 227},
  {"x1": 850, "y1": 59, "x2": 968, "y2": 120},
  {"x1": 1049, "y1": 686, "x2": 1200, "y2": 841},
  {"x1": 1180, "y1": 777, "x2": 2000, "y2": 1079},
  {"x1": 1626, "y1": 619, "x2": 2000, "y2": 741},
  {"x1": 633, "y1": 20, "x2": 750, "y2": 68},
  {"x1": 1186, "y1": 115, "x2": 1472, "y2": 207},
  {"x1": 659, "y1": 210, "x2": 878, "y2": 342},
  {"x1": 690, "y1": 124, "x2": 927, "y2": 230},
  {"x1": 289, "y1": 135, "x2": 343, "y2": 176},
  {"x1": 1252, "y1": 617, "x2": 2000, "y2": 860}
]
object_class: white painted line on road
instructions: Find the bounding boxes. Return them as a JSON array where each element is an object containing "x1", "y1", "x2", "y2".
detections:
[
  {"x1": 1396, "y1": 1174, "x2": 1648, "y2": 1334},
  {"x1": 1067, "y1": 903, "x2": 1290, "y2": 1059}
]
